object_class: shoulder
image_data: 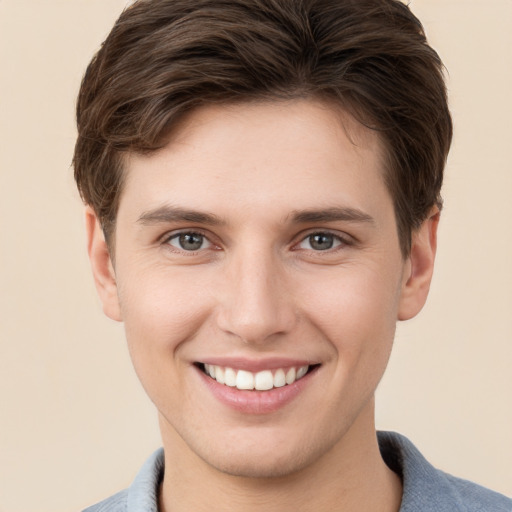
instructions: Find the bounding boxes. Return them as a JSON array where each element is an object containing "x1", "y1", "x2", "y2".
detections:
[
  {"x1": 82, "y1": 448, "x2": 164, "y2": 512},
  {"x1": 440, "y1": 472, "x2": 512, "y2": 512},
  {"x1": 378, "y1": 431, "x2": 511, "y2": 512},
  {"x1": 82, "y1": 489, "x2": 128, "y2": 512}
]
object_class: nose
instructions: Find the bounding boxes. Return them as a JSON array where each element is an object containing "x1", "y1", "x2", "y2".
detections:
[{"x1": 215, "y1": 247, "x2": 297, "y2": 345}]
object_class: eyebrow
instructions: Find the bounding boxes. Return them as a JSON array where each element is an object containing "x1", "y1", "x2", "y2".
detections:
[
  {"x1": 137, "y1": 204, "x2": 374, "y2": 227},
  {"x1": 288, "y1": 207, "x2": 375, "y2": 225},
  {"x1": 137, "y1": 205, "x2": 225, "y2": 226}
]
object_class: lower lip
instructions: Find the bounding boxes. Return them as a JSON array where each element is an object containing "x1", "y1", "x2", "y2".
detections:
[{"x1": 196, "y1": 366, "x2": 317, "y2": 415}]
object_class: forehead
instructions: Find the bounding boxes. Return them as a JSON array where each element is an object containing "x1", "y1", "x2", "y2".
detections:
[{"x1": 118, "y1": 99, "x2": 389, "y2": 222}]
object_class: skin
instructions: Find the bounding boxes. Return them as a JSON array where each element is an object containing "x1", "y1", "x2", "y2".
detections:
[{"x1": 87, "y1": 99, "x2": 438, "y2": 512}]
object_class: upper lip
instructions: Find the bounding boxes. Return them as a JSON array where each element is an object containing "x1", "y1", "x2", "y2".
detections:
[{"x1": 195, "y1": 357, "x2": 318, "y2": 372}]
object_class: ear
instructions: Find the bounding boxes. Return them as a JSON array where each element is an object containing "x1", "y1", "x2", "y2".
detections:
[
  {"x1": 85, "y1": 207, "x2": 123, "y2": 322},
  {"x1": 398, "y1": 208, "x2": 440, "y2": 321}
]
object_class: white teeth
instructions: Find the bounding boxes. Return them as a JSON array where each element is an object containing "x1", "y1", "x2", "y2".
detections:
[
  {"x1": 224, "y1": 367, "x2": 237, "y2": 387},
  {"x1": 273, "y1": 368, "x2": 286, "y2": 388},
  {"x1": 215, "y1": 366, "x2": 225, "y2": 384},
  {"x1": 236, "y1": 370, "x2": 255, "y2": 390},
  {"x1": 203, "y1": 364, "x2": 311, "y2": 390},
  {"x1": 285, "y1": 367, "x2": 296, "y2": 385},
  {"x1": 296, "y1": 365, "x2": 308, "y2": 379},
  {"x1": 254, "y1": 370, "x2": 273, "y2": 391}
]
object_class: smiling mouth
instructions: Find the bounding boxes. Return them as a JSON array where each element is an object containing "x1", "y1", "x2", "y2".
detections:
[{"x1": 196, "y1": 363, "x2": 319, "y2": 391}]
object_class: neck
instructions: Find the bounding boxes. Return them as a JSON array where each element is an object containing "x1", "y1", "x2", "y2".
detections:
[{"x1": 158, "y1": 401, "x2": 402, "y2": 512}]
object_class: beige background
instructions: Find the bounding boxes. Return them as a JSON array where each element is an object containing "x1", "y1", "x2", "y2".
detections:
[{"x1": 0, "y1": 1, "x2": 510, "y2": 511}]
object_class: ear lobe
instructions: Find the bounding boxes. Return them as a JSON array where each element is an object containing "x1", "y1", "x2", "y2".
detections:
[
  {"x1": 85, "y1": 207, "x2": 123, "y2": 322},
  {"x1": 398, "y1": 208, "x2": 440, "y2": 321}
]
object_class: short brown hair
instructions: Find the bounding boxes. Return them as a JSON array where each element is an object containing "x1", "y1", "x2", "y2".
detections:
[{"x1": 73, "y1": 0, "x2": 452, "y2": 255}]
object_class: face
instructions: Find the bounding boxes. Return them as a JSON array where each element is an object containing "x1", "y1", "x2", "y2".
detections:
[{"x1": 88, "y1": 99, "x2": 436, "y2": 478}]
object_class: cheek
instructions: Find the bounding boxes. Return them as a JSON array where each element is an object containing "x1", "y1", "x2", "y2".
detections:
[
  {"x1": 116, "y1": 265, "x2": 213, "y2": 360},
  {"x1": 115, "y1": 267, "x2": 217, "y2": 413},
  {"x1": 299, "y1": 266, "x2": 401, "y2": 359}
]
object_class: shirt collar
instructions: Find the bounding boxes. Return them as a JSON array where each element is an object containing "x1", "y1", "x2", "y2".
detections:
[{"x1": 126, "y1": 432, "x2": 507, "y2": 512}]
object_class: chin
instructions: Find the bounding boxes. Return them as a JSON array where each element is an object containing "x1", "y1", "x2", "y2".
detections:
[
  {"x1": 194, "y1": 431, "x2": 331, "y2": 480},
  {"x1": 204, "y1": 450, "x2": 311, "y2": 479}
]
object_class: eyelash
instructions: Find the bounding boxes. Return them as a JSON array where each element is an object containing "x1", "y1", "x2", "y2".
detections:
[
  {"x1": 163, "y1": 230, "x2": 214, "y2": 253},
  {"x1": 295, "y1": 231, "x2": 351, "y2": 252},
  {"x1": 161, "y1": 229, "x2": 352, "y2": 254}
]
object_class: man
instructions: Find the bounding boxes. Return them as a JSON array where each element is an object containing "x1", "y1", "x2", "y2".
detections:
[{"x1": 74, "y1": 0, "x2": 511, "y2": 510}]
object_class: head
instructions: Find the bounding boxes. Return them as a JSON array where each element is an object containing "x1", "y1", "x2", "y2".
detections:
[
  {"x1": 74, "y1": 0, "x2": 452, "y2": 481},
  {"x1": 74, "y1": 0, "x2": 452, "y2": 258}
]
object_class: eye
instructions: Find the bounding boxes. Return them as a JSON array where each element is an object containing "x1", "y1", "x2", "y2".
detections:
[
  {"x1": 166, "y1": 232, "x2": 212, "y2": 251},
  {"x1": 298, "y1": 232, "x2": 344, "y2": 251}
]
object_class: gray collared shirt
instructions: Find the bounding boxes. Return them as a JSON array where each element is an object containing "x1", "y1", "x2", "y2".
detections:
[{"x1": 83, "y1": 431, "x2": 511, "y2": 511}]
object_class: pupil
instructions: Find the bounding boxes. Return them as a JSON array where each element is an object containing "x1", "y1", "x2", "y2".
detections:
[
  {"x1": 310, "y1": 233, "x2": 333, "y2": 250},
  {"x1": 180, "y1": 233, "x2": 203, "y2": 250}
]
